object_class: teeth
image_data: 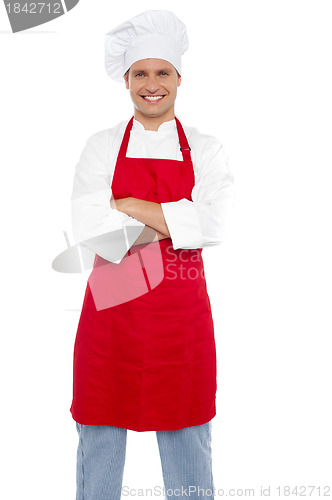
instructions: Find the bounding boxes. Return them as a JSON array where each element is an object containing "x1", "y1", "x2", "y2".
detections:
[{"x1": 143, "y1": 96, "x2": 164, "y2": 100}]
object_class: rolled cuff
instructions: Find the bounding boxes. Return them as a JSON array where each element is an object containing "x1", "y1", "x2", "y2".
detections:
[
  {"x1": 72, "y1": 202, "x2": 145, "y2": 264},
  {"x1": 161, "y1": 198, "x2": 204, "y2": 249}
]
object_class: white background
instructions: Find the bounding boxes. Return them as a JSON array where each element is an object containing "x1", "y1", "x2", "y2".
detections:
[{"x1": 1, "y1": 0, "x2": 332, "y2": 498}]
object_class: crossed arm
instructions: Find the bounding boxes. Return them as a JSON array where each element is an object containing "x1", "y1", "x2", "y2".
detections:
[{"x1": 110, "y1": 196, "x2": 171, "y2": 246}]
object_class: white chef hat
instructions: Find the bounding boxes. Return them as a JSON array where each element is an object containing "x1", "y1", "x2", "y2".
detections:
[{"x1": 105, "y1": 10, "x2": 189, "y2": 83}]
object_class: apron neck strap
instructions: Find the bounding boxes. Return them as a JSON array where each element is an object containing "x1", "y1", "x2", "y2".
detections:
[
  {"x1": 118, "y1": 116, "x2": 192, "y2": 162},
  {"x1": 175, "y1": 117, "x2": 192, "y2": 162},
  {"x1": 118, "y1": 117, "x2": 134, "y2": 159}
]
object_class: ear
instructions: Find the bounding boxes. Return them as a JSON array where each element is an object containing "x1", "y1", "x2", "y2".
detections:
[
  {"x1": 177, "y1": 75, "x2": 182, "y2": 88},
  {"x1": 123, "y1": 72, "x2": 129, "y2": 89}
]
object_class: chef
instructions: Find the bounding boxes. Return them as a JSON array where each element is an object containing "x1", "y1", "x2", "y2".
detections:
[{"x1": 70, "y1": 10, "x2": 235, "y2": 500}]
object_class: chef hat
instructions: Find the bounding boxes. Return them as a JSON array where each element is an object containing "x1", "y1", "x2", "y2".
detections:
[{"x1": 105, "y1": 10, "x2": 189, "y2": 83}]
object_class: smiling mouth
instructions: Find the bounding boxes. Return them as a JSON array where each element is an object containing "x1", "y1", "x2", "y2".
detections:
[{"x1": 141, "y1": 95, "x2": 166, "y2": 102}]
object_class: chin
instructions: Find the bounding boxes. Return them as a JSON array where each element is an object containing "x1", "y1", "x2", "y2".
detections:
[{"x1": 141, "y1": 108, "x2": 165, "y2": 117}]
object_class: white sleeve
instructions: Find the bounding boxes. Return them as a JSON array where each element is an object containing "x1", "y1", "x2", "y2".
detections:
[
  {"x1": 71, "y1": 130, "x2": 145, "y2": 264},
  {"x1": 160, "y1": 137, "x2": 235, "y2": 249}
]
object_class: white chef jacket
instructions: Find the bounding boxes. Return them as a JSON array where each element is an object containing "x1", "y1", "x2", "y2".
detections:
[{"x1": 71, "y1": 117, "x2": 235, "y2": 264}]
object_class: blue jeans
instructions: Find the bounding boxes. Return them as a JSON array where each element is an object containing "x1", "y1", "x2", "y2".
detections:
[{"x1": 75, "y1": 420, "x2": 214, "y2": 499}]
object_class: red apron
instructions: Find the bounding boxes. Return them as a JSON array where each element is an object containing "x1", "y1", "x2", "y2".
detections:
[{"x1": 70, "y1": 116, "x2": 217, "y2": 431}]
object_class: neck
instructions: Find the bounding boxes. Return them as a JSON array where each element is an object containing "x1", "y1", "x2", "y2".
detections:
[{"x1": 133, "y1": 108, "x2": 175, "y2": 131}]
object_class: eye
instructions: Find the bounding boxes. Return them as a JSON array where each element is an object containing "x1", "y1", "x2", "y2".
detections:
[
  {"x1": 136, "y1": 72, "x2": 145, "y2": 77},
  {"x1": 160, "y1": 72, "x2": 168, "y2": 76}
]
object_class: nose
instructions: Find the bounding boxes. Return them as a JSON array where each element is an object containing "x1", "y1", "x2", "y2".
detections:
[{"x1": 145, "y1": 75, "x2": 159, "y2": 93}]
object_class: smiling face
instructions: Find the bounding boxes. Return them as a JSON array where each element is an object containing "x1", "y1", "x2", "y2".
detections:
[{"x1": 123, "y1": 58, "x2": 181, "y2": 130}]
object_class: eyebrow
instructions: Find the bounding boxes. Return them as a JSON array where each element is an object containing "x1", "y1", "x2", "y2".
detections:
[{"x1": 132, "y1": 68, "x2": 173, "y2": 73}]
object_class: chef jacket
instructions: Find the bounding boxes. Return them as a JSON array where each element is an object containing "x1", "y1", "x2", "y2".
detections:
[{"x1": 71, "y1": 117, "x2": 235, "y2": 264}]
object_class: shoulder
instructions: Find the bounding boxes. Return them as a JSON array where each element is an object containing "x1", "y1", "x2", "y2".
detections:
[
  {"x1": 179, "y1": 119, "x2": 228, "y2": 171},
  {"x1": 85, "y1": 120, "x2": 128, "y2": 145},
  {"x1": 80, "y1": 121, "x2": 129, "y2": 168},
  {"x1": 180, "y1": 120, "x2": 224, "y2": 154}
]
